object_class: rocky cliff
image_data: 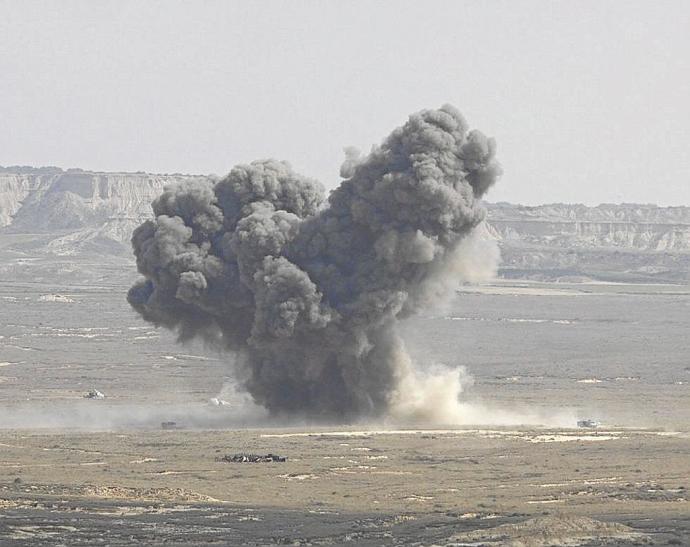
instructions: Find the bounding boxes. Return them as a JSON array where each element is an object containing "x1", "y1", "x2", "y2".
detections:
[
  {"x1": 487, "y1": 202, "x2": 690, "y2": 252},
  {"x1": 486, "y1": 203, "x2": 690, "y2": 282},
  {"x1": 0, "y1": 167, "x2": 209, "y2": 255},
  {"x1": 1, "y1": 167, "x2": 688, "y2": 282}
]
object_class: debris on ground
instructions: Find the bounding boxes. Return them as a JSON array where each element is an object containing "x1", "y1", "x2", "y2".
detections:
[
  {"x1": 84, "y1": 389, "x2": 105, "y2": 400},
  {"x1": 577, "y1": 419, "x2": 601, "y2": 428},
  {"x1": 218, "y1": 453, "x2": 287, "y2": 463}
]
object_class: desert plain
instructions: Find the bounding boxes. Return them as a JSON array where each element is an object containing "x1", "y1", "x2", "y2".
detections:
[{"x1": 0, "y1": 277, "x2": 688, "y2": 545}]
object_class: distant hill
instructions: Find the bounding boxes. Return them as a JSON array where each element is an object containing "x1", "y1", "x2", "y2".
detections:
[
  {"x1": 1, "y1": 167, "x2": 688, "y2": 283},
  {"x1": 0, "y1": 166, "x2": 207, "y2": 255},
  {"x1": 486, "y1": 202, "x2": 690, "y2": 283}
]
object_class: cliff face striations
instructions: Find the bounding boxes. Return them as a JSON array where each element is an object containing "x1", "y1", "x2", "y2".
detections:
[
  {"x1": 0, "y1": 167, "x2": 210, "y2": 255},
  {"x1": 487, "y1": 202, "x2": 690, "y2": 252},
  {"x1": 486, "y1": 203, "x2": 690, "y2": 282},
  {"x1": 1, "y1": 167, "x2": 688, "y2": 282}
]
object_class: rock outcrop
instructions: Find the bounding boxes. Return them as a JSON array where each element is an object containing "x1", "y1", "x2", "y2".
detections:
[
  {"x1": 486, "y1": 203, "x2": 690, "y2": 282},
  {"x1": 487, "y1": 202, "x2": 690, "y2": 252},
  {"x1": 1, "y1": 167, "x2": 688, "y2": 282},
  {"x1": 0, "y1": 166, "x2": 210, "y2": 255}
]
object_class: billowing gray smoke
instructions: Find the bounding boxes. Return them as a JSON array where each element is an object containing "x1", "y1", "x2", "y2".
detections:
[{"x1": 128, "y1": 105, "x2": 501, "y2": 421}]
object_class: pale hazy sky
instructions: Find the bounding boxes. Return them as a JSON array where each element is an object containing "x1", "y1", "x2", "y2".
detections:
[{"x1": 1, "y1": 1, "x2": 688, "y2": 205}]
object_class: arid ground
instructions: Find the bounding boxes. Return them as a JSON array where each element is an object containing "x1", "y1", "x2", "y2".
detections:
[
  {"x1": 0, "y1": 427, "x2": 688, "y2": 545},
  {"x1": 1, "y1": 279, "x2": 689, "y2": 545}
]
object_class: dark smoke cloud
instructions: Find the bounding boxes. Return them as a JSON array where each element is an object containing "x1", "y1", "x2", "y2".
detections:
[{"x1": 128, "y1": 105, "x2": 501, "y2": 421}]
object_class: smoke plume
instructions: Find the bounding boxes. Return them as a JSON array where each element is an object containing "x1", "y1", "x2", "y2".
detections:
[{"x1": 128, "y1": 105, "x2": 502, "y2": 421}]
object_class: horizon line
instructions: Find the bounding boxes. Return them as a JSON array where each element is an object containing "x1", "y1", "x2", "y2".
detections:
[{"x1": 1, "y1": 164, "x2": 688, "y2": 209}]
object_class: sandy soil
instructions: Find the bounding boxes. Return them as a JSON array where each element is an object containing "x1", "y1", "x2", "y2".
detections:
[
  {"x1": 0, "y1": 427, "x2": 688, "y2": 545},
  {"x1": 1, "y1": 279, "x2": 688, "y2": 543}
]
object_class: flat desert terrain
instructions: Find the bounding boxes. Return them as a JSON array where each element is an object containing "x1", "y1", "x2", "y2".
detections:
[
  {"x1": 0, "y1": 428, "x2": 688, "y2": 545},
  {"x1": 0, "y1": 278, "x2": 688, "y2": 545}
]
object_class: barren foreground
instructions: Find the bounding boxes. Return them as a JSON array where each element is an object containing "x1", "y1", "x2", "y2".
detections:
[
  {"x1": 0, "y1": 427, "x2": 688, "y2": 545},
  {"x1": 1, "y1": 278, "x2": 689, "y2": 544}
]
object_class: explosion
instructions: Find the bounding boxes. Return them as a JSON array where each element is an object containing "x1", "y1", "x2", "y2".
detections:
[{"x1": 128, "y1": 105, "x2": 501, "y2": 421}]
